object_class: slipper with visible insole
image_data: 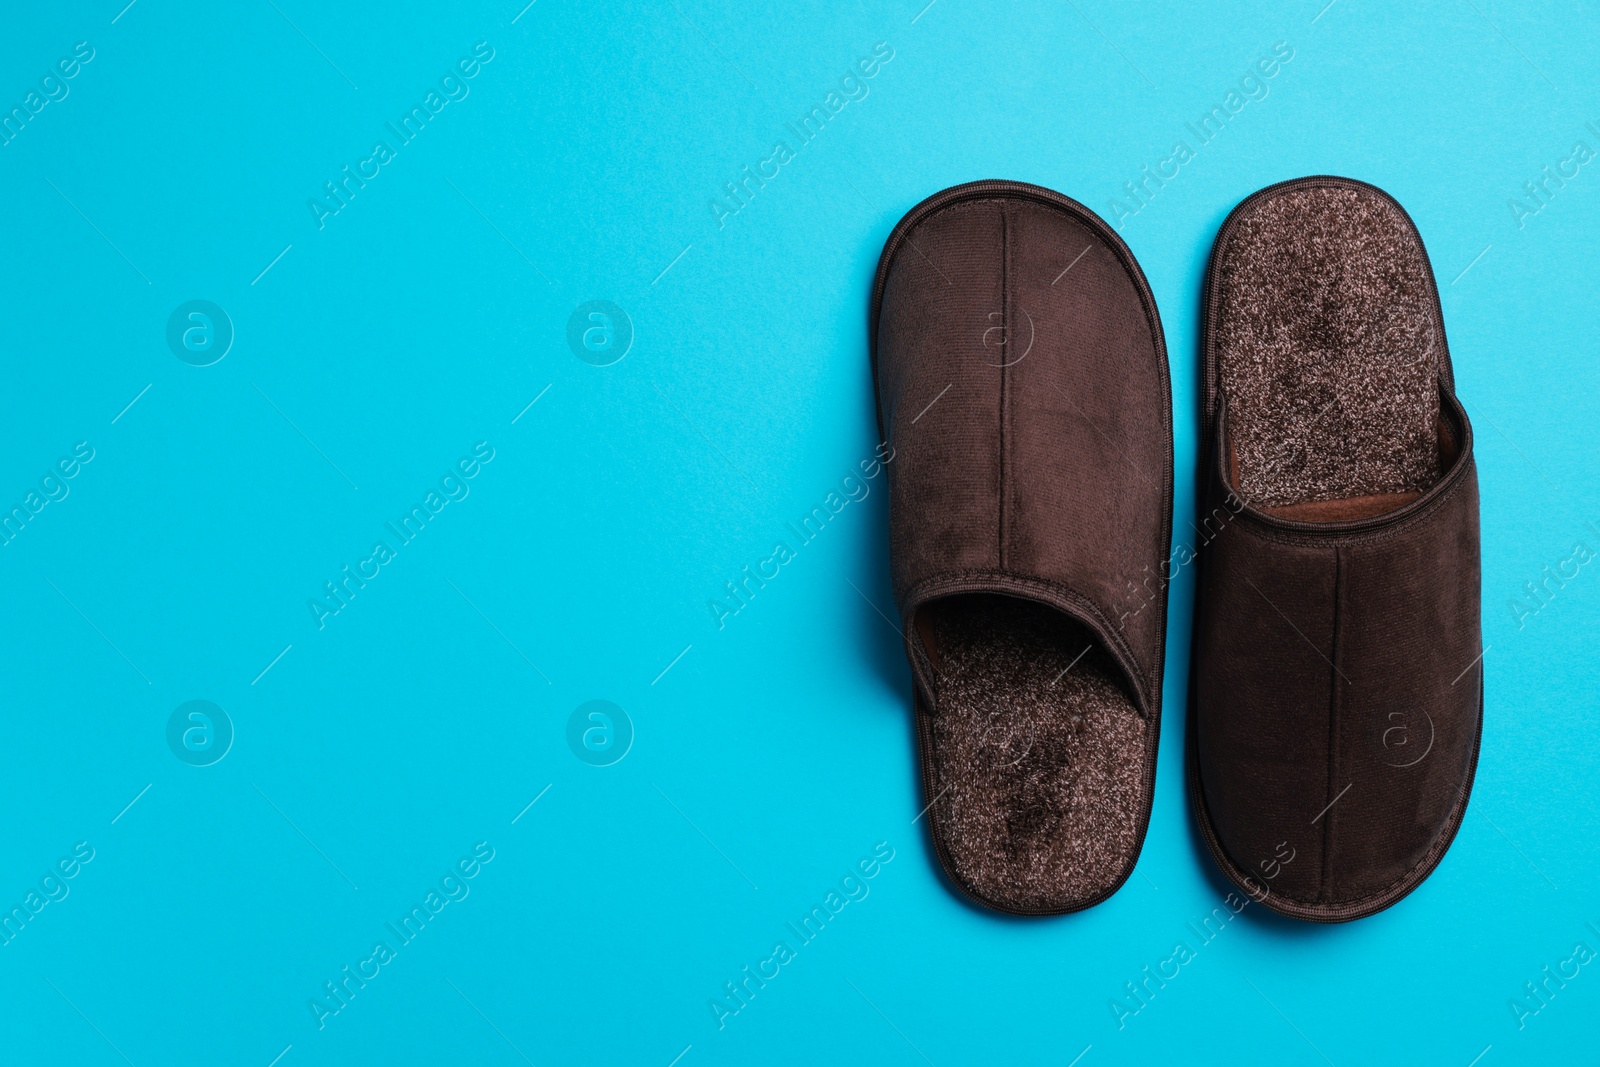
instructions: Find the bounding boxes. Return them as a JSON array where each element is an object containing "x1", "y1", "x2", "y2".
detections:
[
  {"x1": 870, "y1": 180, "x2": 1171, "y2": 915},
  {"x1": 1190, "y1": 176, "x2": 1482, "y2": 922}
]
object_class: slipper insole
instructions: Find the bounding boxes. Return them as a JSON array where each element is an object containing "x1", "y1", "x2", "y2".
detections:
[
  {"x1": 927, "y1": 595, "x2": 1144, "y2": 909},
  {"x1": 1215, "y1": 186, "x2": 1441, "y2": 511}
]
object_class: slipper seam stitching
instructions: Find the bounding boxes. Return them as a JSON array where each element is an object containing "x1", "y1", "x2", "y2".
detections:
[
  {"x1": 998, "y1": 200, "x2": 1009, "y2": 572},
  {"x1": 1322, "y1": 546, "x2": 1343, "y2": 903}
]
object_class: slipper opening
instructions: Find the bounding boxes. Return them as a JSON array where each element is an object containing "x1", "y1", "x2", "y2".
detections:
[{"x1": 916, "y1": 593, "x2": 1146, "y2": 911}]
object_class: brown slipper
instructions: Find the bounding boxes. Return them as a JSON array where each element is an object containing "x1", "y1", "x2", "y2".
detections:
[
  {"x1": 1191, "y1": 176, "x2": 1483, "y2": 922},
  {"x1": 870, "y1": 180, "x2": 1172, "y2": 915}
]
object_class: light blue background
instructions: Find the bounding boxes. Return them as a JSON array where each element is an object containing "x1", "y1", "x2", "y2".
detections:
[{"x1": 1, "y1": 1, "x2": 1596, "y2": 1064}]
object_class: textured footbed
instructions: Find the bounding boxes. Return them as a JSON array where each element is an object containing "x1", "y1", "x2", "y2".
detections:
[
  {"x1": 1215, "y1": 185, "x2": 1442, "y2": 508},
  {"x1": 924, "y1": 595, "x2": 1144, "y2": 911}
]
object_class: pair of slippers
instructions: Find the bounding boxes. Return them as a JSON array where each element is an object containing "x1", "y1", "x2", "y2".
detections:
[{"x1": 870, "y1": 177, "x2": 1481, "y2": 922}]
